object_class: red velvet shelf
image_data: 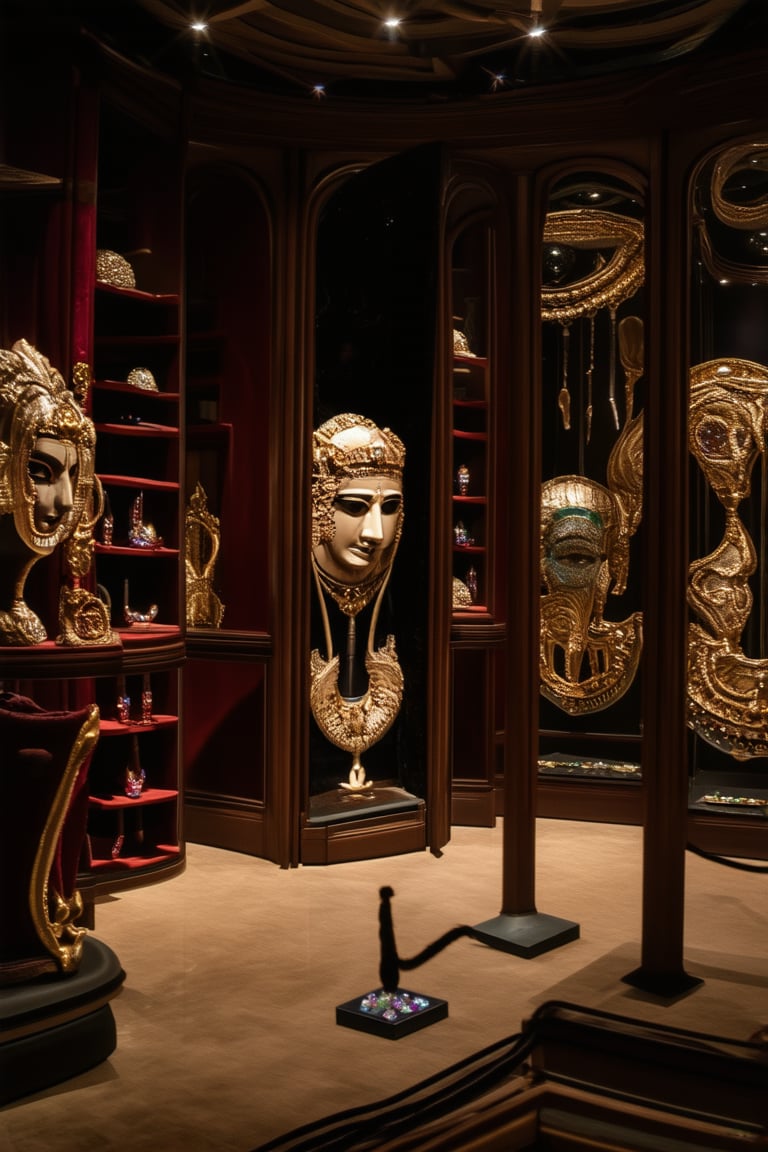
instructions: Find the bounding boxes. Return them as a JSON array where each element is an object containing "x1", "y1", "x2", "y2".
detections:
[
  {"x1": 96, "y1": 474, "x2": 179, "y2": 491},
  {"x1": 453, "y1": 354, "x2": 488, "y2": 368},
  {"x1": 453, "y1": 495, "x2": 487, "y2": 504},
  {"x1": 453, "y1": 429, "x2": 488, "y2": 442},
  {"x1": 99, "y1": 715, "x2": 177, "y2": 735},
  {"x1": 88, "y1": 788, "x2": 178, "y2": 810},
  {"x1": 95, "y1": 282, "x2": 180, "y2": 305},
  {"x1": 117, "y1": 625, "x2": 183, "y2": 646},
  {"x1": 89, "y1": 845, "x2": 181, "y2": 872},
  {"x1": 453, "y1": 398, "x2": 487, "y2": 409},
  {"x1": 96, "y1": 379, "x2": 180, "y2": 400},
  {"x1": 453, "y1": 545, "x2": 485, "y2": 554},
  {"x1": 95, "y1": 422, "x2": 179, "y2": 437},
  {"x1": 94, "y1": 543, "x2": 179, "y2": 556}
]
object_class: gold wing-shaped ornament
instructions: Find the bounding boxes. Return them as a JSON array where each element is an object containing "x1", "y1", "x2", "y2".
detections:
[{"x1": 185, "y1": 482, "x2": 225, "y2": 628}]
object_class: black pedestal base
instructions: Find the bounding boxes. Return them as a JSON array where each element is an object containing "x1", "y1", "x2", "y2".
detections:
[
  {"x1": 622, "y1": 966, "x2": 704, "y2": 998},
  {"x1": 472, "y1": 912, "x2": 580, "y2": 958},
  {"x1": 336, "y1": 988, "x2": 448, "y2": 1039},
  {"x1": 0, "y1": 936, "x2": 125, "y2": 1105}
]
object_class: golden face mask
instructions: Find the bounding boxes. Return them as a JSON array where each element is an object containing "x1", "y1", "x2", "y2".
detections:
[
  {"x1": 0, "y1": 340, "x2": 97, "y2": 646},
  {"x1": 0, "y1": 340, "x2": 95, "y2": 556},
  {"x1": 310, "y1": 413, "x2": 406, "y2": 791},
  {"x1": 540, "y1": 473, "x2": 643, "y2": 715}
]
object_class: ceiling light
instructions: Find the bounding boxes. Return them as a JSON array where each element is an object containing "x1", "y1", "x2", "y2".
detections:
[
  {"x1": 190, "y1": 21, "x2": 208, "y2": 32},
  {"x1": 383, "y1": 17, "x2": 402, "y2": 29},
  {"x1": 528, "y1": 24, "x2": 546, "y2": 39}
]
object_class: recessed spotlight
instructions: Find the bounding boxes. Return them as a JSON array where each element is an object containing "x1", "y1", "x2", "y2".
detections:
[
  {"x1": 528, "y1": 24, "x2": 546, "y2": 39},
  {"x1": 384, "y1": 17, "x2": 402, "y2": 29},
  {"x1": 311, "y1": 84, "x2": 327, "y2": 99},
  {"x1": 190, "y1": 21, "x2": 208, "y2": 32}
]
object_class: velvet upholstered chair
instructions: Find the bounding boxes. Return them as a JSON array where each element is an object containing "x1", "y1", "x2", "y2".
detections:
[{"x1": 0, "y1": 691, "x2": 125, "y2": 1104}]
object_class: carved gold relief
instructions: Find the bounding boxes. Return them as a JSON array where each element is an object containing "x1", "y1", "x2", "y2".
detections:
[
  {"x1": 29, "y1": 703, "x2": 100, "y2": 974},
  {"x1": 542, "y1": 209, "x2": 644, "y2": 324},
  {"x1": 687, "y1": 357, "x2": 768, "y2": 759},
  {"x1": 695, "y1": 142, "x2": 768, "y2": 285}
]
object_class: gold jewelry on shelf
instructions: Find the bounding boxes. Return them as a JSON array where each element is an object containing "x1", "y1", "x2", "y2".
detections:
[
  {"x1": 687, "y1": 357, "x2": 768, "y2": 759},
  {"x1": 58, "y1": 476, "x2": 119, "y2": 647},
  {"x1": 185, "y1": 482, "x2": 225, "y2": 628},
  {"x1": 452, "y1": 328, "x2": 475, "y2": 356},
  {"x1": 452, "y1": 576, "x2": 473, "y2": 608},
  {"x1": 95, "y1": 249, "x2": 135, "y2": 289},
  {"x1": 127, "y1": 367, "x2": 158, "y2": 392},
  {"x1": 702, "y1": 792, "x2": 768, "y2": 808}
]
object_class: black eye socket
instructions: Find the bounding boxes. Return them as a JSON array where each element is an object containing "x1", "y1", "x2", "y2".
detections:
[
  {"x1": 334, "y1": 496, "x2": 371, "y2": 517},
  {"x1": 381, "y1": 497, "x2": 402, "y2": 516},
  {"x1": 28, "y1": 456, "x2": 54, "y2": 484}
]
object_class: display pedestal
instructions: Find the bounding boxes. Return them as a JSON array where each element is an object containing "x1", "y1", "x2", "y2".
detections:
[
  {"x1": 621, "y1": 966, "x2": 703, "y2": 998},
  {"x1": 0, "y1": 936, "x2": 125, "y2": 1105},
  {"x1": 336, "y1": 988, "x2": 448, "y2": 1039},
  {"x1": 472, "y1": 912, "x2": 580, "y2": 958},
  {"x1": 301, "y1": 785, "x2": 426, "y2": 865}
]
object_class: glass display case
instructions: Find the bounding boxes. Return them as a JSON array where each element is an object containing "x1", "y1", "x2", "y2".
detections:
[
  {"x1": 686, "y1": 139, "x2": 768, "y2": 857},
  {"x1": 536, "y1": 170, "x2": 646, "y2": 825}
]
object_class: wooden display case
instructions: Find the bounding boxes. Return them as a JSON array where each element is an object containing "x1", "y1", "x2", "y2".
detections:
[{"x1": 448, "y1": 193, "x2": 507, "y2": 828}]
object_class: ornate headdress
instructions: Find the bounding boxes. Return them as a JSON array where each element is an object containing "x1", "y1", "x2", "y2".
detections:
[{"x1": 311, "y1": 413, "x2": 405, "y2": 549}]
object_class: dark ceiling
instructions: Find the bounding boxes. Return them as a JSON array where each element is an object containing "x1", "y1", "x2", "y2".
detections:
[{"x1": 71, "y1": 0, "x2": 767, "y2": 102}]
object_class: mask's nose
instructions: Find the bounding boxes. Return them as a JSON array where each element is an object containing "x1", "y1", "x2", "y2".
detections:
[{"x1": 360, "y1": 500, "x2": 384, "y2": 543}]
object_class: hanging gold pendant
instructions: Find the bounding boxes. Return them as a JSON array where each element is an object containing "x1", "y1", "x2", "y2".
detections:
[
  {"x1": 309, "y1": 636, "x2": 404, "y2": 784},
  {"x1": 558, "y1": 322, "x2": 571, "y2": 430}
]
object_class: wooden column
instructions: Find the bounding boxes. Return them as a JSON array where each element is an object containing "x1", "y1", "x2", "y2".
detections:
[
  {"x1": 473, "y1": 172, "x2": 579, "y2": 957},
  {"x1": 623, "y1": 138, "x2": 699, "y2": 994}
]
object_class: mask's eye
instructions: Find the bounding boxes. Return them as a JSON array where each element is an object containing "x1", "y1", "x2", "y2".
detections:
[
  {"x1": 334, "y1": 496, "x2": 371, "y2": 517},
  {"x1": 381, "y1": 496, "x2": 402, "y2": 516},
  {"x1": 555, "y1": 548, "x2": 599, "y2": 568},
  {"x1": 28, "y1": 456, "x2": 54, "y2": 484}
]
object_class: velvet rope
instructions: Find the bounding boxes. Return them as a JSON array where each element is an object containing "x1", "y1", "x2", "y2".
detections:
[
  {"x1": 686, "y1": 842, "x2": 768, "y2": 873},
  {"x1": 378, "y1": 885, "x2": 482, "y2": 992}
]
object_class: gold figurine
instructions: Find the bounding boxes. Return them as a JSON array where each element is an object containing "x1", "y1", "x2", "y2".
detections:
[
  {"x1": 185, "y1": 482, "x2": 225, "y2": 628},
  {"x1": 310, "y1": 413, "x2": 405, "y2": 791}
]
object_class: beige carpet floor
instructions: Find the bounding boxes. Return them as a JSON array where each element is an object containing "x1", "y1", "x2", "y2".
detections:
[{"x1": 2, "y1": 818, "x2": 767, "y2": 1151}]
